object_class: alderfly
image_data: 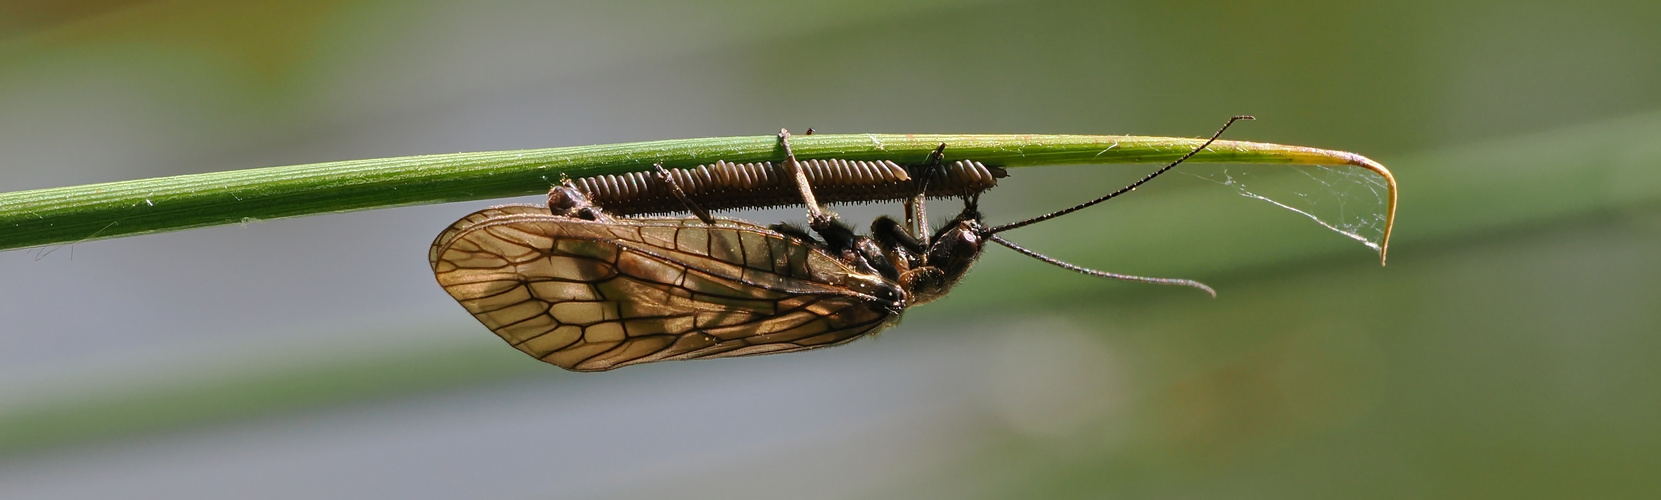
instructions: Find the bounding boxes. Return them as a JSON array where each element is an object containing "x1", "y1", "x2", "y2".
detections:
[{"x1": 431, "y1": 118, "x2": 1251, "y2": 371}]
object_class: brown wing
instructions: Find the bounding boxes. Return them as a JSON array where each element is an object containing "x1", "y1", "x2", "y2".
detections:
[{"x1": 430, "y1": 206, "x2": 901, "y2": 372}]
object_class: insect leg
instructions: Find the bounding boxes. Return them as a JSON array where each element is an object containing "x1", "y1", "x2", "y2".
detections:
[
  {"x1": 777, "y1": 129, "x2": 897, "y2": 279},
  {"x1": 906, "y1": 143, "x2": 949, "y2": 241},
  {"x1": 778, "y1": 128, "x2": 831, "y2": 228},
  {"x1": 871, "y1": 216, "x2": 926, "y2": 254},
  {"x1": 652, "y1": 163, "x2": 715, "y2": 224},
  {"x1": 768, "y1": 222, "x2": 820, "y2": 245},
  {"x1": 903, "y1": 190, "x2": 928, "y2": 241},
  {"x1": 870, "y1": 216, "x2": 927, "y2": 282}
]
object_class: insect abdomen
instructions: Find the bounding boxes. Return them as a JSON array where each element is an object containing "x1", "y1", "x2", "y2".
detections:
[{"x1": 572, "y1": 159, "x2": 1005, "y2": 216}]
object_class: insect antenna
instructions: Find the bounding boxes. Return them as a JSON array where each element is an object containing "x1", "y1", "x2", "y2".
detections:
[
  {"x1": 975, "y1": 115, "x2": 1254, "y2": 297},
  {"x1": 987, "y1": 234, "x2": 1216, "y2": 297},
  {"x1": 987, "y1": 115, "x2": 1254, "y2": 235}
]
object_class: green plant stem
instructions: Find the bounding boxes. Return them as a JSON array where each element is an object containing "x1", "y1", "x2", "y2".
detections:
[{"x1": 0, "y1": 133, "x2": 1396, "y2": 258}]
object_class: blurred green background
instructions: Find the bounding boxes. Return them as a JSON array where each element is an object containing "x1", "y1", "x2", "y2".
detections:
[{"x1": 2, "y1": 0, "x2": 1658, "y2": 498}]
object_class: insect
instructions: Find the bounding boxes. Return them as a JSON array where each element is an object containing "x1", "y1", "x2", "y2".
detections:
[{"x1": 430, "y1": 119, "x2": 1246, "y2": 371}]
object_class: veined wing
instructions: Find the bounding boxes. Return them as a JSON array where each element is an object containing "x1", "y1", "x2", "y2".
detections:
[{"x1": 430, "y1": 206, "x2": 901, "y2": 371}]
